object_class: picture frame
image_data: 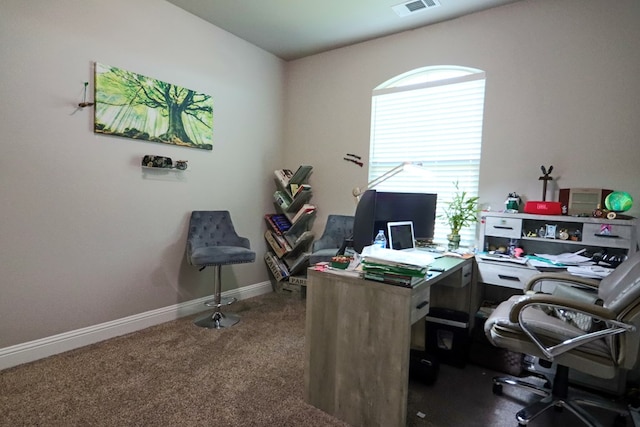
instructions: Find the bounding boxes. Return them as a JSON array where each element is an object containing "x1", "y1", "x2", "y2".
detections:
[
  {"x1": 94, "y1": 63, "x2": 213, "y2": 150},
  {"x1": 545, "y1": 224, "x2": 557, "y2": 239}
]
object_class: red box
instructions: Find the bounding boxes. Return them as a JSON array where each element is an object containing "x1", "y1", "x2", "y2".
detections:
[{"x1": 523, "y1": 201, "x2": 562, "y2": 215}]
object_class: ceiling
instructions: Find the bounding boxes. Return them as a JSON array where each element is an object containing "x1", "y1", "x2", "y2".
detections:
[{"x1": 165, "y1": 0, "x2": 522, "y2": 61}]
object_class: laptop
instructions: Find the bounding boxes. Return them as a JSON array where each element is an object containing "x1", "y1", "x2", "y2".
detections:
[{"x1": 387, "y1": 221, "x2": 418, "y2": 251}]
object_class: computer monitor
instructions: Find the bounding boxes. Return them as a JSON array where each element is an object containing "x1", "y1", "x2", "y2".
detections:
[{"x1": 352, "y1": 190, "x2": 437, "y2": 253}]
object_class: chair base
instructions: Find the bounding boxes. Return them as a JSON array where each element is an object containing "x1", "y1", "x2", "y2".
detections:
[
  {"x1": 194, "y1": 311, "x2": 240, "y2": 329},
  {"x1": 204, "y1": 296, "x2": 237, "y2": 308},
  {"x1": 492, "y1": 366, "x2": 629, "y2": 427}
]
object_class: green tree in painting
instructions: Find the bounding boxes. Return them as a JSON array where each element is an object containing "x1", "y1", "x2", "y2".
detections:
[{"x1": 95, "y1": 63, "x2": 213, "y2": 150}]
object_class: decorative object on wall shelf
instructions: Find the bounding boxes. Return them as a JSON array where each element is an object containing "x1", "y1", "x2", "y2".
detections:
[
  {"x1": 141, "y1": 155, "x2": 188, "y2": 172},
  {"x1": 142, "y1": 155, "x2": 173, "y2": 168},
  {"x1": 95, "y1": 63, "x2": 213, "y2": 150}
]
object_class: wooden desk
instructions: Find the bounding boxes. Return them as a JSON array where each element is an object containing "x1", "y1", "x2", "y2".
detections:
[{"x1": 304, "y1": 257, "x2": 473, "y2": 427}]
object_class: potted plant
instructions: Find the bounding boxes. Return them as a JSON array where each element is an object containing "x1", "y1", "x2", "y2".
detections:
[{"x1": 440, "y1": 181, "x2": 479, "y2": 250}]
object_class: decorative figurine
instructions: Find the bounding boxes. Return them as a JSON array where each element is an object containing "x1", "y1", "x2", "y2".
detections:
[
  {"x1": 539, "y1": 165, "x2": 553, "y2": 201},
  {"x1": 558, "y1": 229, "x2": 569, "y2": 240},
  {"x1": 504, "y1": 192, "x2": 521, "y2": 213}
]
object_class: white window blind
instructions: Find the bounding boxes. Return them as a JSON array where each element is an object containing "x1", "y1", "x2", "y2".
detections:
[{"x1": 369, "y1": 67, "x2": 486, "y2": 248}]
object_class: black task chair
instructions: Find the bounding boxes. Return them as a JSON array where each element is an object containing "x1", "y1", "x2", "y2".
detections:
[
  {"x1": 308, "y1": 215, "x2": 354, "y2": 265},
  {"x1": 186, "y1": 211, "x2": 256, "y2": 329},
  {"x1": 485, "y1": 251, "x2": 640, "y2": 426}
]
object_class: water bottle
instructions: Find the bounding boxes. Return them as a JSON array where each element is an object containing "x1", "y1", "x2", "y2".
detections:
[{"x1": 373, "y1": 230, "x2": 387, "y2": 249}]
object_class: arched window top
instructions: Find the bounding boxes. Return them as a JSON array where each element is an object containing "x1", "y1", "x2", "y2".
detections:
[{"x1": 376, "y1": 65, "x2": 484, "y2": 90}]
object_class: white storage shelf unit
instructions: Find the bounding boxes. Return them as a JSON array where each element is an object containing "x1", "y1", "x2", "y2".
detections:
[{"x1": 477, "y1": 212, "x2": 638, "y2": 290}]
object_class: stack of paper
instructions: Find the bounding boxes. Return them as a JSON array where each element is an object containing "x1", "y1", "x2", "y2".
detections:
[{"x1": 361, "y1": 246, "x2": 434, "y2": 287}]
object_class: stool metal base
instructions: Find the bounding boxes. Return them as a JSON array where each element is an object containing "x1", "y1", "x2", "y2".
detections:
[
  {"x1": 194, "y1": 311, "x2": 240, "y2": 329},
  {"x1": 204, "y1": 296, "x2": 237, "y2": 308}
]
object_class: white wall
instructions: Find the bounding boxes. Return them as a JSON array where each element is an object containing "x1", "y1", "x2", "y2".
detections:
[
  {"x1": 0, "y1": 0, "x2": 284, "y2": 347},
  {"x1": 284, "y1": 0, "x2": 640, "y2": 238}
]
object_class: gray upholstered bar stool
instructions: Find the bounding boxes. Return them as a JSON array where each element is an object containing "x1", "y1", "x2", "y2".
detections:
[{"x1": 186, "y1": 211, "x2": 256, "y2": 329}]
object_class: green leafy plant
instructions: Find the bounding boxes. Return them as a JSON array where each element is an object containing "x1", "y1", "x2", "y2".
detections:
[{"x1": 440, "y1": 181, "x2": 479, "y2": 236}]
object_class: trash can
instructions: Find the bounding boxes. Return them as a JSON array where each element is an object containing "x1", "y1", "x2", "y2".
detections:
[
  {"x1": 425, "y1": 307, "x2": 469, "y2": 368},
  {"x1": 409, "y1": 349, "x2": 439, "y2": 385}
]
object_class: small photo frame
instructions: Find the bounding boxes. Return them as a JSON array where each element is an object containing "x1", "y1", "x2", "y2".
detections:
[{"x1": 545, "y1": 224, "x2": 557, "y2": 239}]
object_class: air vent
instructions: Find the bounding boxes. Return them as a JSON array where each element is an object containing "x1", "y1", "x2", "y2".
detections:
[{"x1": 392, "y1": 0, "x2": 441, "y2": 17}]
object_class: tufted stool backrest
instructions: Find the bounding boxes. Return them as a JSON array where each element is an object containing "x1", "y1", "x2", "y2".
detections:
[{"x1": 188, "y1": 211, "x2": 250, "y2": 250}]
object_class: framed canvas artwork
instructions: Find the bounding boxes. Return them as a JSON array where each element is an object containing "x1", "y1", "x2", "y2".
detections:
[{"x1": 94, "y1": 63, "x2": 213, "y2": 150}]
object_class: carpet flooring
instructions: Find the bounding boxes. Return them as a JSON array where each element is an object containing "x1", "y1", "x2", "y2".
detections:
[{"x1": 0, "y1": 291, "x2": 632, "y2": 426}]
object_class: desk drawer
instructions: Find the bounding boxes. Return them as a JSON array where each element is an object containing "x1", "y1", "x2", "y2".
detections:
[
  {"x1": 477, "y1": 262, "x2": 537, "y2": 290},
  {"x1": 485, "y1": 216, "x2": 522, "y2": 238},
  {"x1": 461, "y1": 262, "x2": 473, "y2": 287},
  {"x1": 411, "y1": 284, "x2": 431, "y2": 324},
  {"x1": 581, "y1": 223, "x2": 633, "y2": 249}
]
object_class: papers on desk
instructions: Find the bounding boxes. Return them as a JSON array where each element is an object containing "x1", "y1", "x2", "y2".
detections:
[
  {"x1": 361, "y1": 246, "x2": 435, "y2": 268},
  {"x1": 532, "y1": 250, "x2": 593, "y2": 266},
  {"x1": 477, "y1": 253, "x2": 529, "y2": 265},
  {"x1": 566, "y1": 265, "x2": 613, "y2": 279},
  {"x1": 360, "y1": 246, "x2": 434, "y2": 287}
]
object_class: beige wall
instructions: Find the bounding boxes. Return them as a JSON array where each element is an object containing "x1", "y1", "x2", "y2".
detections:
[
  {"x1": 0, "y1": 0, "x2": 284, "y2": 347},
  {"x1": 284, "y1": 0, "x2": 640, "y2": 238},
  {"x1": 2, "y1": 0, "x2": 639, "y2": 351}
]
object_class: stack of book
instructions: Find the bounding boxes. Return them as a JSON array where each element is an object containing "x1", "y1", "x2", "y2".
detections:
[
  {"x1": 264, "y1": 214, "x2": 291, "y2": 235},
  {"x1": 361, "y1": 251, "x2": 429, "y2": 287}
]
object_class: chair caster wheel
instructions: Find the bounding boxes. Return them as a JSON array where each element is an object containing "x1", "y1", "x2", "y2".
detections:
[{"x1": 493, "y1": 383, "x2": 503, "y2": 395}]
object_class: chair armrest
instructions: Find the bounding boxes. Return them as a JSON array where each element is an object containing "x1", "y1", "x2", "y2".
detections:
[
  {"x1": 508, "y1": 294, "x2": 634, "y2": 360},
  {"x1": 524, "y1": 273, "x2": 600, "y2": 293},
  {"x1": 509, "y1": 294, "x2": 614, "y2": 324},
  {"x1": 237, "y1": 236, "x2": 251, "y2": 249}
]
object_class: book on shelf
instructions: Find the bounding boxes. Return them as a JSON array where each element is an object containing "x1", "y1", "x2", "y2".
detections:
[
  {"x1": 274, "y1": 169, "x2": 293, "y2": 189},
  {"x1": 264, "y1": 252, "x2": 289, "y2": 281},
  {"x1": 264, "y1": 230, "x2": 289, "y2": 258},
  {"x1": 289, "y1": 165, "x2": 313, "y2": 186},
  {"x1": 265, "y1": 213, "x2": 292, "y2": 235},
  {"x1": 286, "y1": 230, "x2": 314, "y2": 250},
  {"x1": 273, "y1": 190, "x2": 292, "y2": 211},
  {"x1": 291, "y1": 183, "x2": 312, "y2": 198},
  {"x1": 291, "y1": 203, "x2": 316, "y2": 224},
  {"x1": 285, "y1": 252, "x2": 311, "y2": 276}
]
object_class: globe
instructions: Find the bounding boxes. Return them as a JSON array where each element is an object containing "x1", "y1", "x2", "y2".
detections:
[{"x1": 605, "y1": 191, "x2": 633, "y2": 212}]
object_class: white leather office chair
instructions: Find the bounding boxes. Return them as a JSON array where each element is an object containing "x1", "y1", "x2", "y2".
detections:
[{"x1": 485, "y1": 251, "x2": 640, "y2": 426}]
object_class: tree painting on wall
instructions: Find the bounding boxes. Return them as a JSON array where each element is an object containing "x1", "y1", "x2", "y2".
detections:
[{"x1": 94, "y1": 63, "x2": 213, "y2": 150}]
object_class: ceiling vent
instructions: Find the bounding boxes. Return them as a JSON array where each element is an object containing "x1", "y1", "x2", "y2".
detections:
[{"x1": 392, "y1": 0, "x2": 441, "y2": 17}]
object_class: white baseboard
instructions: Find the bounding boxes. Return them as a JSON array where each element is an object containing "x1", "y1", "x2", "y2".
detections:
[{"x1": 0, "y1": 281, "x2": 272, "y2": 371}]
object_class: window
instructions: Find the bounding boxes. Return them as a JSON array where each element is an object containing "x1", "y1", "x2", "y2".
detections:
[{"x1": 369, "y1": 65, "x2": 486, "y2": 248}]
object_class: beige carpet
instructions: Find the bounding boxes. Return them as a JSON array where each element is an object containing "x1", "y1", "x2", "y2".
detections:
[{"x1": 0, "y1": 292, "x2": 349, "y2": 427}]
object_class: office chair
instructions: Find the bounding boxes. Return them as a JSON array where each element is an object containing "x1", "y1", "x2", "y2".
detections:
[
  {"x1": 485, "y1": 250, "x2": 640, "y2": 426},
  {"x1": 308, "y1": 214, "x2": 354, "y2": 265},
  {"x1": 186, "y1": 211, "x2": 256, "y2": 329}
]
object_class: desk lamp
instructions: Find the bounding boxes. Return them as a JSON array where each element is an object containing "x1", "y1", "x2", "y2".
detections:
[{"x1": 352, "y1": 162, "x2": 430, "y2": 202}]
